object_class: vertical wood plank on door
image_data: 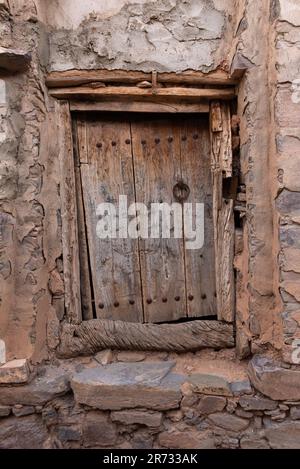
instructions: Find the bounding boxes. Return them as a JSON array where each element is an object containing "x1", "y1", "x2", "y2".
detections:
[
  {"x1": 73, "y1": 118, "x2": 94, "y2": 320},
  {"x1": 56, "y1": 101, "x2": 82, "y2": 323},
  {"x1": 180, "y1": 116, "x2": 217, "y2": 317},
  {"x1": 131, "y1": 118, "x2": 187, "y2": 323},
  {"x1": 210, "y1": 101, "x2": 235, "y2": 322},
  {"x1": 79, "y1": 117, "x2": 143, "y2": 322}
]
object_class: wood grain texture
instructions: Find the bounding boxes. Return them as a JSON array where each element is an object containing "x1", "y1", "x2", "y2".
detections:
[
  {"x1": 79, "y1": 117, "x2": 143, "y2": 322},
  {"x1": 180, "y1": 117, "x2": 217, "y2": 317},
  {"x1": 216, "y1": 199, "x2": 235, "y2": 322},
  {"x1": 131, "y1": 117, "x2": 186, "y2": 323},
  {"x1": 70, "y1": 100, "x2": 209, "y2": 114},
  {"x1": 49, "y1": 86, "x2": 235, "y2": 101},
  {"x1": 73, "y1": 118, "x2": 94, "y2": 320},
  {"x1": 210, "y1": 101, "x2": 235, "y2": 322},
  {"x1": 58, "y1": 319, "x2": 234, "y2": 357},
  {"x1": 46, "y1": 69, "x2": 239, "y2": 88},
  {"x1": 56, "y1": 101, "x2": 82, "y2": 323}
]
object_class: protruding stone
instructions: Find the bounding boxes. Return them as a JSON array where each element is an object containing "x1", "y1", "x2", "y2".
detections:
[
  {"x1": 239, "y1": 395, "x2": 277, "y2": 411},
  {"x1": 0, "y1": 366, "x2": 70, "y2": 405},
  {"x1": 198, "y1": 396, "x2": 227, "y2": 415},
  {"x1": 71, "y1": 362, "x2": 183, "y2": 411},
  {"x1": 0, "y1": 359, "x2": 30, "y2": 384},
  {"x1": 0, "y1": 47, "x2": 31, "y2": 72},
  {"x1": 208, "y1": 413, "x2": 249, "y2": 432},
  {"x1": 248, "y1": 355, "x2": 300, "y2": 400},
  {"x1": 188, "y1": 373, "x2": 232, "y2": 397},
  {"x1": 111, "y1": 410, "x2": 162, "y2": 427}
]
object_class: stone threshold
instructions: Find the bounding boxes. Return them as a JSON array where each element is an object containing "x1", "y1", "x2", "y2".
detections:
[{"x1": 1, "y1": 355, "x2": 300, "y2": 410}]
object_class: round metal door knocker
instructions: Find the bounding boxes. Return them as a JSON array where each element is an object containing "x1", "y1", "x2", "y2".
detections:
[{"x1": 173, "y1": 181, "x2": 190, "y2": 203}]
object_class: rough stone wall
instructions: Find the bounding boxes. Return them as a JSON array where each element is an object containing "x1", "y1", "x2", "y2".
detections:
[
  {"x1": 0, "y1": 0, "x2": 62, "y2": 362},
  {"x1": 231, "y1": 0, "x2": 283, "y2": 357},
  {"x1": 275, "y1": 0, "x2": 300, "y2": 363},
  {"x1": 2, "y1": 353, "x2": 300, "y2": 449}
]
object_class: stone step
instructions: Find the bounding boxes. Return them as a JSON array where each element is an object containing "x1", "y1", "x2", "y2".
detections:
[{"x1": 71, "y1": 361, "x2": 184, "y2": 411}]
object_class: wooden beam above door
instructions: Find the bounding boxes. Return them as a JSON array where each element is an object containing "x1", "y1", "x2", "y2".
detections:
[
  {"x1": 49, "y1": 86, "x2": 235, "y2": 101},
  {"x1": 70, "y1": 100, "x2": 210, "y2": 113},
  {"x1": 46, "y1": 68, "x2": 239, "y2": 88}
]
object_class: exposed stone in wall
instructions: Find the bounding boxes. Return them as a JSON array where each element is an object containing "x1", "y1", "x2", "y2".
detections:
[{"x1": 1, "y1": 355, "x2": 300, "y2": 449}]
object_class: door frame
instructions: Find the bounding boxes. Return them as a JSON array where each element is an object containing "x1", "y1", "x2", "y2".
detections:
[{"x1": 51, "y1": 71, "x2": 236, "y2": 354}]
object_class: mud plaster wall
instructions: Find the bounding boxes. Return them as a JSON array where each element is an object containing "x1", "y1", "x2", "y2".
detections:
[{"x1": 0, "y1": 0, "x2": 299, "y2": 363}]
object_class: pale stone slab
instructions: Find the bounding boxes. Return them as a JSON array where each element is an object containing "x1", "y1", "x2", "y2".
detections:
[
  {"x1": 248, "y1": 355, "x2": 300, "y2": 400},
  {"x1": 0, "y1": 359, "x2": 30, "y2": 384},
  {"x1": 0, "y1": 366, "x2": 70, "y2": 405},
  {"x1": 71, "y1": 362, "x2": 183, "y2": 410},
  {"x1": 94, "y1": 349, "x2": 114, "y2": 365},
  {"x1": 0, "y1": 339, "x2": 5, "y2": 366}
]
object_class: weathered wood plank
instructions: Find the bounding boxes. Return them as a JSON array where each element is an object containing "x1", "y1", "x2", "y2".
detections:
[
  {"x1": 210, "y1": 101, "x2": 233, "y2": 177},
  {"x1": 131, "y1": 117, "x2": 186, "y2": 323},
  {"x1": 74, "y1": 165, "x2": 94, "y2": 321},
  {"x1": 46, "y1": 69, "x2": 239, "y2": 88},
  {"x1": 79, "y1": 117, "x2": 143, "y2": 322},
  {"x1": 76, "y1": 117, "x2": 88, "y2": 164},
  {"x1": 180, "y1": 116, "x2": 217, "y2": 317},
  {"x1": 49, "y1": 86, "x2": 236, "y2": 101},
  {"x1": 58, "y1": 319, "x2": 235, "y2": 357},
  {"x1": 210, "y1": 101, "x2": 235, "y2": 322},
  {"x1": 70, "y1": 100, "x2": 209, "y2": 114},
  {"x1": 56, "y1": 101, "x2": 82, "y2": 323},
  {"x1": 215, "y1": 199, "x2": 235, "y2": 322},
  {"x1": 220, "y1": 102, "x2": 233, "y2": 178}
]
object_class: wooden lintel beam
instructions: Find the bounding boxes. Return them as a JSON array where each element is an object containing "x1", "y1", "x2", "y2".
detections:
[
  {"x1": 58, "y1": 319, "x2": 235, "y2": 357},
  {"x1": 49, "y1": 86, "x2": 236, "y2": 101},
  {"x1": 46, "y1": 69, "x2": 239, "y2": 88},
  {"x1": 70, "y1": 100, "x2": 210, "y2": 113}
]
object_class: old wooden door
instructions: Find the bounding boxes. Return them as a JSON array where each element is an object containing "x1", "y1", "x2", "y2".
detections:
[{"x1": 75, "y1": 113, "x2": 216, "y2": 323}]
